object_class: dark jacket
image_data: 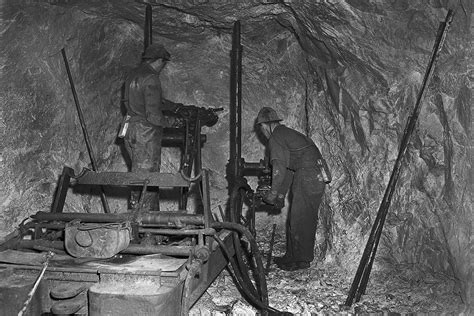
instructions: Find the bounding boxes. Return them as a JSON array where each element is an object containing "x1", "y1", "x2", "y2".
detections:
[
  {"x1": 268, "y1": 125, "x2": 323, "y2": 194},
  {"x1": 124, "y1": 62, "x2": 175, "y2": 127}
]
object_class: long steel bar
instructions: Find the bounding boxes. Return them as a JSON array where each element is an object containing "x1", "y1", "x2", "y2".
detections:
[
  {"x1": 75, "y1": 170, "x2": 191, "y2": 188},
  {"x1": 18, "y1": 251, "x2": 54, "y2": 316},
  {"x1": 31, "y1": 211, "x2": 205, "y2": 227},
  {"x1": 61, "y1": 48, "x2": 110, "y2": 214},
  {"x1": 138, "y1": 227, "x2": 216, "y2": 235},
  {"x1": 16, "y1": 240, "x2": 194, "y2": 257},
  {"x1": 344, "y1": 10, "x2": 454, "y2": 306},
  {"x1": 122, "y1": 244, "x2": 193, "y2": 256}
]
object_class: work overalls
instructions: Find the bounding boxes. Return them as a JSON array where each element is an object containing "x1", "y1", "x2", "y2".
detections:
[
  {"x1": 123, "y1": 63, "x2": 165, "y2": 211},
  {"x1": 268, "y1": 125, "x2": 326, "y2": 263}
]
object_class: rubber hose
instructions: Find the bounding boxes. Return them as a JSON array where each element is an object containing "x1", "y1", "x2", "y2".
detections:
[
  {"x1": 212, "y1": 233, "x2": 282, "y2": 314},
  {"x1": 211, "y1": 222, "x2": 268, "y2": 306},
  {"x1": 228, "y1": 186, "x2": 260, "y2": 299},
  {"x1": 211, "y1": 235, "x2": 263, "y2": 308}
]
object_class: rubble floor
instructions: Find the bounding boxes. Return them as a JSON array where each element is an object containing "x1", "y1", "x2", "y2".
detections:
[{"x1": 190, "y1": 224, "x2": 465, "y2": 315}]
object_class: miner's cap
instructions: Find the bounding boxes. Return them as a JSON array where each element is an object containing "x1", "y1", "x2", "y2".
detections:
[
  {"x1": 256, "y1": 107, "x2": 282, "y2": 125},
  {"x1": 142, "y1": 44, "x2": 171, "y2": 61}
]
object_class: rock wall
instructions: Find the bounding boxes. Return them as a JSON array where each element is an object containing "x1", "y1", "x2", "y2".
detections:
[{"x1": 0, "y1": 0, "x2": 471, "y2": 310}]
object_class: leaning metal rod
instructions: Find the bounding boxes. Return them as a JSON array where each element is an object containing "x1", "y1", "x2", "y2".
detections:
[
  {"x1": 344, "y1": 9, "x2": 454, "y2": 307},
  {"x1": 61, "y1": 48, "x2": 110, "y2": 214},
  {"x1": 18, "y1": 251, "x2": 54, "y2": 316}
]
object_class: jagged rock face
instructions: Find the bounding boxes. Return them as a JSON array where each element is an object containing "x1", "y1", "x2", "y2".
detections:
[{"x1": 0, "y1": 0, "x2": 471, "y2": 309}]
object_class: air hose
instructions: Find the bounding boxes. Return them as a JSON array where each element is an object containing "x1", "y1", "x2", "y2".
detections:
[
  {"x1": 211, "y1": 222, "x2": 288, "y2": 315},
  {"x1": 228, "y1": 186, "x2": 263, "y2": 299}
]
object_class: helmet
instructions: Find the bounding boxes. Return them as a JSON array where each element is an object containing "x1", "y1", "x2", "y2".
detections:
[
  {"x1": 256, "y1": 107, "x2": 282, "y2": 124},
  {"x1": 142, "y1": 44, "x2": 171, "y2": 60}
]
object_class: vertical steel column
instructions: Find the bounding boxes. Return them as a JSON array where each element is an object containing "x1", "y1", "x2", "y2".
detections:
[
  {"x1": 236, "y1": 22, "x2": 243, "y2": 177},
  {"x1": 144, "y1": 4, "x2": 153, "y2": 50},
  {"x1": 229, "y1": 21, "x2": 242, "y2": 183}
]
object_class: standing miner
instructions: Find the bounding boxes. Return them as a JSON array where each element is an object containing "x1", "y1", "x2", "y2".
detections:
[
  {"x1": 256, "y1": 107, "x2": 331, "y2": 271},
  {"x1": 119, "y1": 43, "x2": 181, "y2": 211}
]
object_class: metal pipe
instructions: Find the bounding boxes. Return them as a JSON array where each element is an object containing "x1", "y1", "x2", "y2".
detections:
[
  {"x1": 17, "y1": 240, "x2": 65, "y2": 251},
  {"x1": 138, "y1": 227, "x2": 216, "y2": 236},
  {"x1": 122, "y1": 244, "x2": 192, "y2": 256},
  {"x1": 24, "y1": 222, "x2": 66, "y2": 230},
  {"x1": 235, "y1": 21, "x2": 243, "y2": 176},
  {"x1": 61, "y1": 48, "x2": 110, "y2": 214},
  {"x1": 144, "y1": 4, "x2": 153, "y2": 50},
  {"x1": 31, "y1": 211, "x2": 205, "y2": 227},
  {"x1": 162, "y1": 128, "x2": 206, "y2": 146},
  {"x1": 229, "y1": 21, "x2": 242, "y2": 184},
  {"x1": 242, "y1": 161, "x2": 264, "y2": 171},
  {"x1": 16, "y1": 239, "x2": 193, "y2": 257},
  {"x1": 18, "y1": 252, "x2": 54, "y2": 316}
]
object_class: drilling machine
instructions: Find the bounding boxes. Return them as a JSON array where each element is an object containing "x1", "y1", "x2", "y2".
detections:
[{"x1": 0, "y1": 6, "x2": 278, "y2": 316}]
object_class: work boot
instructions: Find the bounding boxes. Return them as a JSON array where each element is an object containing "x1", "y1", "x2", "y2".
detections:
[
  {"x1": 274, "y1": 255, "x2": 293, "y2": 265},
  {"x1": 277, "y1": 261, "x2": 310, "y2": 271}
]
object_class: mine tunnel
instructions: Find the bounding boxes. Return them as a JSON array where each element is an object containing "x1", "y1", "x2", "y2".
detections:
[{"x1": 0, "y1": 0, "x2": 472, "y2": 315}]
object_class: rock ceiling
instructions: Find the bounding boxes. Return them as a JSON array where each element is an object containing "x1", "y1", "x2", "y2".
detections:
[{"x1": 0, "y1": 0, "x2": 472, "y2": 310}]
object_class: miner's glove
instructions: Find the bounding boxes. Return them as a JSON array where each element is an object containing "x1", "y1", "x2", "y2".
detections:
[
  {"x1": 263, "y1": 190, "x2": 278, "y2": 205},
  {"x1": 173, "y1": 103, "x2": 185, "y2": 114},
  {"x1": 274, "y1": 195, "x2": 285, "y2": 209}
]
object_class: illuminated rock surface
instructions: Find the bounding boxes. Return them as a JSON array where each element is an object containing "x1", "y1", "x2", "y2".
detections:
[{"x1": 0, "y1": 0, "x2": 471, "y2": 313}]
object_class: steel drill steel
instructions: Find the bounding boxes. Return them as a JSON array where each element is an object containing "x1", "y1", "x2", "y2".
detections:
[
  {"x1": 61, "y1": 48, "x2": 111, "y2": 214},
  {"x1": 344, "y1": 9, "x2": 454, "y2": 307}
]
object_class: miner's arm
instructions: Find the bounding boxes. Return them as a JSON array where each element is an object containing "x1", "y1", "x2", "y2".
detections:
[
  {"x1": 162, "y1": 98, "x2": 181, "y2": 112},
  {"x1": 265, "y1": 137, "x2": 291, "y2": 204},
  {"x1": 143, "y1": 75, "x2": 163, "y2": 126}
]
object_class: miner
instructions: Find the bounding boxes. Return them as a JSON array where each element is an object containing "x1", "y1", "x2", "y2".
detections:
[
  {"x1": 256, "y1": 107, "x2": 330, "y2": 271},
  {"x1": 120, "y1": 43, "x2": 181, "y2": 211}
]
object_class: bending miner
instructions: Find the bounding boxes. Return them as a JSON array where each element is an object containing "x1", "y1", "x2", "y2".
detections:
[{"x1": 256, "y1": 107, "x2": 331, "y2": 271}]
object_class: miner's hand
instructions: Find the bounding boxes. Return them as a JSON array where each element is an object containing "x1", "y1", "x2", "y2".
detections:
[
  {"x1": 263, "y1": 190, "x2": 278, "y2": 205},
  {"x1": 173, "y1": 103, "x2": 185, "y2": 114},
  {"x1": 274, "y1": 196, "x2": 285, "y2": 209}
]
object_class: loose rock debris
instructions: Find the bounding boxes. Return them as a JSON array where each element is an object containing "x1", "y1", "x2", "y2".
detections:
[{"x1": 190, "y1": 224, "x2": 464, "y2": 315}]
